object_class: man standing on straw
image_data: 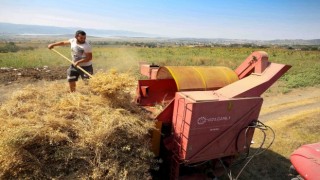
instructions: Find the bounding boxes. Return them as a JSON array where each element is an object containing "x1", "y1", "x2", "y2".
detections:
[{"x1": 48, "y1": 30, "x2": 93, "y2": 92}]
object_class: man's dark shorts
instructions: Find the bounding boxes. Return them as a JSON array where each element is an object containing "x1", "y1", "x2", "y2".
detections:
[{"x1": 67, "y1": 65, "x2": 93, "y2": 82}]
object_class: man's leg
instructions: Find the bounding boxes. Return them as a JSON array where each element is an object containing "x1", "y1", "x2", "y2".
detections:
[
  {"x1": 80, "y1": 65, "x2": 93, "y2": 82},
  {"x1": 69, "y1": 81, "x2": 76, "y2": 92},
  {"x1": 67, "y1": 65, "x2": 79, "y2": 92}
]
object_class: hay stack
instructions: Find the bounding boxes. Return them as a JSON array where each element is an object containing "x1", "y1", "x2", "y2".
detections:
[{"x1": 0, "y1": 71, "x2": 155, "y2": 179}]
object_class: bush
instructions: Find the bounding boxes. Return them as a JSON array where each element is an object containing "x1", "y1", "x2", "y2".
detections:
[
  {"x1": 0, "y1": 42, "x2": 34, "y2": 53},
  {"x1": 0, "y1": 42, "x2": 19, "y2": 53}
]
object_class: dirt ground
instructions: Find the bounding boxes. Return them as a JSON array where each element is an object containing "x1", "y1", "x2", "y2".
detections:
[
  {"x1": 0, "y1": 67, "x2": 319, "y2": 123},
  {"x1": 0, "y1": 66, "x2": 67, "y2": 85},
  {"x1": 260, "y1": 86, "x2": 320, "y2": 122}
]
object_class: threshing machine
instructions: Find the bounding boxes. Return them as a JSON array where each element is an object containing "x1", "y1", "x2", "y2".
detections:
[{"x1": 136, "y1": 51, "x2": 291, "y2": 179}]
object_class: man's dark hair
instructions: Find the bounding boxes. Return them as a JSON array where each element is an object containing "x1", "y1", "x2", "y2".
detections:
[{"x1": 75, "y1": 30, "x2": 86, "y2": 37}]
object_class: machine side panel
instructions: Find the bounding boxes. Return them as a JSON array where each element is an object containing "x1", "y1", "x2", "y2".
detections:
[{"x1": 172, "y1": 93, "x2": 263, "y2": 163}]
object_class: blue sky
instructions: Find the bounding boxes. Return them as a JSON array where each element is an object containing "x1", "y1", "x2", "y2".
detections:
[{"x1": 0, "y1": 0, "x2": 319, "y2": 40}]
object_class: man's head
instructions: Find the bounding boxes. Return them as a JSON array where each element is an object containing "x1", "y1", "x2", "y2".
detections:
[{"x1": 75, "y1": 30, "x2": 86, "y2": 44}]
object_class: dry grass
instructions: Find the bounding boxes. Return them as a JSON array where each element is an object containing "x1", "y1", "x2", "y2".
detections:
[
  {"x1": 263, "y1": 108, "x2": 320, "y2": 156},
  {"x1": 0, "y1": 71, "x2": 156, "y2": 179}
]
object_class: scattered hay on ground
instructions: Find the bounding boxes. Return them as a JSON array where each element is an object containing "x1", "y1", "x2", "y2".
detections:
[{"x1": 0, "y1": 71, "x2": 155, "y2": 179}]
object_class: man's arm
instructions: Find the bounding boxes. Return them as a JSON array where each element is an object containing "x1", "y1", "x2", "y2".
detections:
[
  {"x1": 48, "y1": 40, "x2": 70, "y2": 49},
  {"x1": 74, "y1": 52, "x2": 93, "y2": 66}
]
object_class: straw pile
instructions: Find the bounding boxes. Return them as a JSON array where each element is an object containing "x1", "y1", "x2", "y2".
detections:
[{"x1": 0, "y1": 71, "x2": 155, "y2": 179}]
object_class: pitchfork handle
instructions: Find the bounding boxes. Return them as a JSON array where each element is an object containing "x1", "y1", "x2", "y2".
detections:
[{"x1": 51, "y1": 49, "x2": 93, "y2": 78}]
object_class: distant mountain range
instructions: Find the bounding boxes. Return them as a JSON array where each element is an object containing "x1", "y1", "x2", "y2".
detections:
[
  {"x1": 0, "y1": 22, "x2": 319, "y2": 45},
  {"x1": 0, "y1": 22, "x2": 155, "y2": 38},
  {"x1": 171, "y1": 38, "x2": 320, "y2": 46}
]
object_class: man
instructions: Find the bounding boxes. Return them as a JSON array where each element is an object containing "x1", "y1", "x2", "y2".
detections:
[{"x1": 48, "y1": 30, "x2": 93, "y2": 92}]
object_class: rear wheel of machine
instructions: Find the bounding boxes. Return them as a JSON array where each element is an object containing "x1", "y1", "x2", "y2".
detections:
[{"x1": 289, "y1": 165, "x2": 298, "y2": 176}]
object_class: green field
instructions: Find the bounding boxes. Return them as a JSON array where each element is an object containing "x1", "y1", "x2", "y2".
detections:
[{"x1": 1, "y1": 44, "x2": 319, "y2": 92}]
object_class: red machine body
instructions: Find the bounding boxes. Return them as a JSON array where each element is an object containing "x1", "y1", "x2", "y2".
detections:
[
  {"x1": 290, "y1": 143, "x2": 320, "y2": 180},
  {"x1": 172, "y1": 92, "x2": 262, "y2": 163},
  {"x1": 136, "y1": 51, "x2": 291, "y2": 179}
]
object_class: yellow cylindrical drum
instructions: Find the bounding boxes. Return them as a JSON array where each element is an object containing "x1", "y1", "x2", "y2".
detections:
[{"x1": 156, "y1": 66, "x2": 238, "y2": 91}]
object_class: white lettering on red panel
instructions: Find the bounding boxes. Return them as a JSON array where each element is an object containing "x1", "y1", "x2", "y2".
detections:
[{"x1": 197, "y1": 116, "x2": 231, "y2": 125}]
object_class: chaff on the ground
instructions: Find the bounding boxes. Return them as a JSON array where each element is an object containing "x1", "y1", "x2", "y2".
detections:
[{"x1": 0, "y1": 71, "x2": 155, "y2": 179}]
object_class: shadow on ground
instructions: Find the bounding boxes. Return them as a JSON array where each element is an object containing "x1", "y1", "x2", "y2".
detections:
[{"x1": 220, "y1": 148, "x2": 292, "y2": 180}]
